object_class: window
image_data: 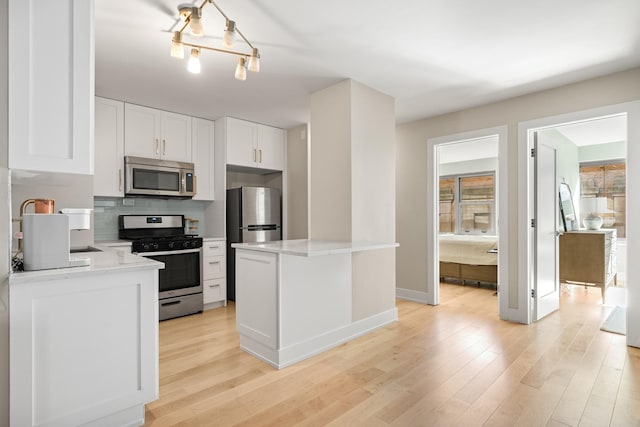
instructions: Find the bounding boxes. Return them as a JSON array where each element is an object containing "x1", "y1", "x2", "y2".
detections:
[
  {"x1": 579, "y1": 160, "x2": 626, "y2": 238},
  {"x1": 439, "y1": 173, "x2": 495, "y2": 235}
]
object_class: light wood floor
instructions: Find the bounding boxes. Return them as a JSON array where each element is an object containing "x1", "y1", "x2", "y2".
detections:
[{"x1": 144, "y1": 283, "x2": 640, "y2": 426}]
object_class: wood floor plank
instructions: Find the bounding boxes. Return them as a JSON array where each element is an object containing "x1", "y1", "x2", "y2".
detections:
[{"x1": 143, "y1": 283, "x2": 636, "y2": 427}]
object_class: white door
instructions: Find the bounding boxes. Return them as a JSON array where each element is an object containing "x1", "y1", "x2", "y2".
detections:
[{"x1": 533, "y1": 133, "x2": 560, "y2": 320}]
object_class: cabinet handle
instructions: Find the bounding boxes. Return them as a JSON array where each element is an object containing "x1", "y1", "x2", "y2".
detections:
[
  {"x1": 118, "y1": 169, "x2": 123, "y2": 191},
  {"x1": 209, "y1": 245, "x2": 220, "y2": 249},
  {"x1": 209, "y1": 284, "x2": 220, "y2": 289},
  {"x1": 259, "y1": 149, "x2": 262, "y2": 163},
  {"x1": 209, "y1": 261, "x2": 220, "y2": 265},
  {"x1": 155, "y1": 138, "x2": 159, "y2": 155},
  {"x1": 252, "y1": 148, "x2": 256, "y2": 162},
  {"x1": 163, "y1": 139, "x2": 166, "y2": 156}
]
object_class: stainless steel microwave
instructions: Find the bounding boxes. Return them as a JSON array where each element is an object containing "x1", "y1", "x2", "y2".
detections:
[{"x1": 124, "y1": 156, "x2": 196, "y2": 198}]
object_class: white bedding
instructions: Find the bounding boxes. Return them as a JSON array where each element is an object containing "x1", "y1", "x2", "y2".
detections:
[{"x1": 439, "y1": 234, "x2": 498, "y2": 266}]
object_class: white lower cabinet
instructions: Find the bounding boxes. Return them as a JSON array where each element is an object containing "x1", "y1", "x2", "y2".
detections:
[
  {"x1": 9, "y1": 265, "x2": 159, "y2": 427},
  {"x1": 202, "y1": 238, "x2": 226, "y2": 307},
  {"x1": 235, "y1": 250, "x2": 278, "y2": 348}
]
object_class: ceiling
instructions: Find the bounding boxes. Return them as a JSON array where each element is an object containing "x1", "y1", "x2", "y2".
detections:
[{"x1": 95, "y1": 0, "x2": 640, "y2": 129}]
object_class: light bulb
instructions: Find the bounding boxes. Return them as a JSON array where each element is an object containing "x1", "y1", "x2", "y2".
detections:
[
  {"x1": 170, "y1": 32, "x2": 184, "y2": 59},
  {"x1": 223, "y1": 20, "x2": 235, "y2": 47},
  {"x1": 248, "y1": 48, "x2": 260, "y2": 72},
  {"x1": 188, "y1": 48, "x2": 201, "y2": 74},
  {"x1": 189, "y1": 8, "x2": 203, "y2": 37},
  {"x1": 234, "y1": 57, "x2": 247, "y2": 81}
]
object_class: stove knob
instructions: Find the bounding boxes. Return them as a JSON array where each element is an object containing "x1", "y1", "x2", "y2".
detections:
[
  {"x1": 183, "y1": 241, "x2": 190, "y2": 248},
  {"x1": 191, "y1": 240, "x2": 198, "y2": 248},
  {"x1": 142, "y1": 244, "x2": 150, "y2": 252},
  {"x1": 168, "y1": 241, "x2": 175, "y2": 249},
  {"x1": 153, "y1": 243, "x2": 160, "y2": 250}
]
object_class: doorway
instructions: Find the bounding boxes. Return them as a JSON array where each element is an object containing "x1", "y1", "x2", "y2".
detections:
[
  {"x1": 426, "y1": 126, "x2": 510, "y2": 320},
  {"x1": 518, "y1": 101, "x2": 640, "y2": 348}
]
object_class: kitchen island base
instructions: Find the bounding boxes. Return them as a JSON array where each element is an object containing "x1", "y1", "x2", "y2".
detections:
[
  {"x1": 9, "y1": 250, "x2": 161, "y2": 427},
  {"x1": 234, "y1": 240, "x2": 399, "y2": 369}
]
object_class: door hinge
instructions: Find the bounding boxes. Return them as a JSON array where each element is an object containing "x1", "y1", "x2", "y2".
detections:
[
  {"x1": 531, "y1": 148, "x2": 536, "y2": 157},
  {"x1": 531, "y1": 289, "x2": 536, "y2": 298},
  {"x1": 531, "y1": 218, "x2": 536, "y2": 228}
]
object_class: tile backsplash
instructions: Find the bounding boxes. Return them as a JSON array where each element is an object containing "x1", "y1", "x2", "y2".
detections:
[{"x1": 94, "y1": 197, "x2": 208, "y2": 241}]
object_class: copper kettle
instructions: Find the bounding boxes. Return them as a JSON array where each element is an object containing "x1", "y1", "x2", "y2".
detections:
[{"x1": 21, "y1": 198, "x2": 55, "y2": 215}]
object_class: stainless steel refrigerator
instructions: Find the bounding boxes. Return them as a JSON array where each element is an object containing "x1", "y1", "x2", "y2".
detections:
[{"x1": 226, "y1": 186, "x2": 282, "y2": 300}]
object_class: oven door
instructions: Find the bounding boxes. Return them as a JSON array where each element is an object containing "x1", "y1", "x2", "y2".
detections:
[{"x1": 138, "y1": 248, "x2": 202, "y2": 298}]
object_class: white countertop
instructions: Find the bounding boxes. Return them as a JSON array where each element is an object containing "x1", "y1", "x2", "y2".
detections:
[
  {"x1": 9, "y1": 245, "x2": 163, "y2": 285},
  {"x1": 231, "y1": 239, "x2": 399, "y2": 257}
]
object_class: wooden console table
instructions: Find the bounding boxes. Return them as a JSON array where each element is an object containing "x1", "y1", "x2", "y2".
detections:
[{"x1": 559, "y1": 229, "x2": 617, "y2": 303}]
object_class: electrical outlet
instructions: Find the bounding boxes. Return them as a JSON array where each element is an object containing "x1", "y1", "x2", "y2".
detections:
[{"x1": 122, "y1": 198, "x2": 135, "y2": 207}]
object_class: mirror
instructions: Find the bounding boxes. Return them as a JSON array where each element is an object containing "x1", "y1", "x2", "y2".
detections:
[{"x1": 559, "y1": 182, "x2": 576, "y2": 231}]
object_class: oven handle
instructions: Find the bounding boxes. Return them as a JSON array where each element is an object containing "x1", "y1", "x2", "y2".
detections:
[{"x1": 135, "y1": 248, "x2": 201, "y2": 256}]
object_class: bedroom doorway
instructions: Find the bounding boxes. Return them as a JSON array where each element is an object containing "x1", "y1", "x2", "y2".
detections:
[
  {"x1": 528, "y1": 116, "x2": 628, "y2": 321},
  {"x1": 426, "y1": 126, "x2": 510, "y2": 320},
  {"x1": 518, "y1": 101, "x2": 640, "y2": 348}
]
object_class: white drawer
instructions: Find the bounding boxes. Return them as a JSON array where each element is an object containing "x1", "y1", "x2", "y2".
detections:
[
  {"x1": 202, "y1": 241, "x2": 225, "y2": 257},
  {"x1": 203, "y1": 255, "x2": 225, "y2": 279},
  {"x1": 203, "y1": 278, "x2": 225, "y2": 304}
]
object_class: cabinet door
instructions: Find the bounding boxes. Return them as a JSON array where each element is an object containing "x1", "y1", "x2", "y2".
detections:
[
  {"x1": 257, "y1": 125, "x2": 285, "y2": 171},
  {"x1": 235, "y1": 250, "x2": 278, "y2": 348},
  {"x1": 192, "y1": 118, "x2": 215, "y2": 200},
  {"x1": 94, "y1": 98, "x2": 125, "y2": 197},
  {"x1": 203, "y1": 255, "x2": 225, "y2": 279},
  {"x1": 160, "y1": 111, "x2": 192, "y2": 162},
  {"x1": 9, "y1": 269, "x2": 158, "y2": 426},
  {"x1": 226, "y1": 117, "x2": 258, "y2": 168},
  {"x1": 8, "y1": 0, "x2": 94, "y2": 174},
  {"x1": 124, "y1": 104, "x2": 161, "y2": 158},
  {"x1": 203, "y1": 278, "x2": 226, "y2": 304}
]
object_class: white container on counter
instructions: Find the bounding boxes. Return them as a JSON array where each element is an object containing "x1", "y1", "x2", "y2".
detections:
[{"x1": 60, "y1": 208, "x2": 92, "y2": 230}]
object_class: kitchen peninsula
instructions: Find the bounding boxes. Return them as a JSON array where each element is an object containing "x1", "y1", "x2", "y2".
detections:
[
  {"x1": 232, "y1": 239, "x2": 399, "y2": 369},
  {"x1": 9, "y1": 248, "x2": 162, "y2": 427}
]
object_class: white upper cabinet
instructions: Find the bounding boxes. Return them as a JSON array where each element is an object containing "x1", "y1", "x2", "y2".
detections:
[
  {"x1": 257, "y1": 125, "x2": 286, "y2": 171},
  {"x1": 222, "y1": 117, "x2": 285, "y2": 171},
  {"x1": 124, "y1": 104, "x2": 192, "y2": 162},
  {"x1": 8, "y1": 0, "x2": 94, "y2": 174},
  {"x1": 94, "y1": 97, "x2": 125, "y2": 197},
  {"x1": 226, "y1": 118, "x2": 258, "y2": 168},
  {"x1": 192, "y1": 118, "x2": 215, "y2": 201}
]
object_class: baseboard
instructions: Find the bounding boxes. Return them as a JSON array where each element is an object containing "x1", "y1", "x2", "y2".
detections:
[
  {"x1": 396, "y1": 287, "x2": 429, "y2": 303},
  {"x1": 240, "y1": 308, "x2": 399, "y2": 369},
  {"x1": 203, "y1": 300, "x2": 226, "y2": 311}
]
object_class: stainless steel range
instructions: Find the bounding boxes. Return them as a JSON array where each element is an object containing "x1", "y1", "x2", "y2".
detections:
[{"x1": 119, "y1": 214, "x2": 203, "y2": 321}]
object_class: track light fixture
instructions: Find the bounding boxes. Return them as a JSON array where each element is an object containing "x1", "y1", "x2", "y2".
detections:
[{"x1": 171, "y1": 0, "x2": 261, "y2": 79}]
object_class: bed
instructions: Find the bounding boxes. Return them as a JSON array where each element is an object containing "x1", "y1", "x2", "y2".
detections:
[{"x1": 439, "y1": 234, "x2": 498, "y2": 284}]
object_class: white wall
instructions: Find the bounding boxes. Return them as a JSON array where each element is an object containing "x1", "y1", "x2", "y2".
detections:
[
  {"x1": 396, "y1": 67, "x2": 640, "y2": 317},
  {"x1": 579, "y1": 141, "x2": 626, "y2": 163},
  {"x1": 309, "y1": 80, "x2": 352, "y2": 241},
  {"x1": 10, "y1": 171, "x2": 94, "y2": 251},
  {"x1": 440, "y1": 157, "x2": 497, "y2": 176},
  {"x1": 350, "y1": 81, "x2": 396, "y2": 321},
  {"x1": 310, "y1": 79, "x2": 396, "y2": 321},
  {"x1": 286, "y1": 124, "x2": 308, "y2": 239},
  {"x1": 0, "y1": 0, "x2": 9, "y2": 423}
]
